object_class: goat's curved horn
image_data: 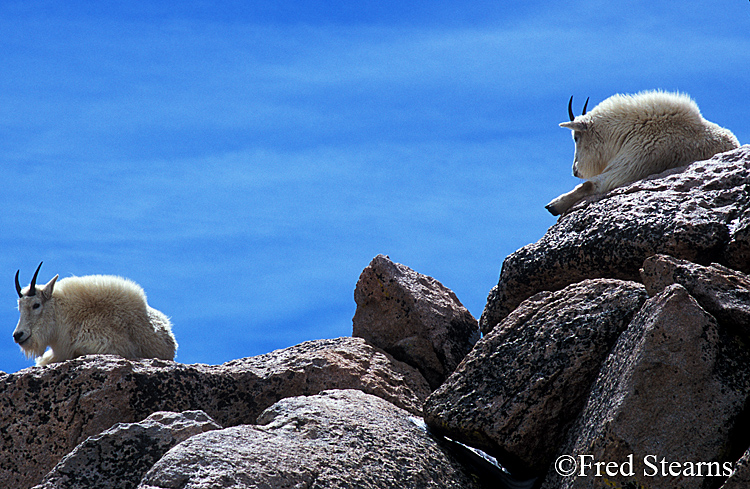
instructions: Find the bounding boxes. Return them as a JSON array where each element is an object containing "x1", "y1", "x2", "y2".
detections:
[
  {"x1": 15, "y1": 271, "x2": 22, "y2": 298},
  {"x1": 27, "y1": 262, "x2": 43, "y2": 297},
  {"x1": 568, "y1": 96, "x2": 575, "y2": 121},
  {"x1": 582, "y1": 97, "x2": 590, "y2": 116}
]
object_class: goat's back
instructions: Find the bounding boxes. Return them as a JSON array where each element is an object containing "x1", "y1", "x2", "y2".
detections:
[{"x1": 54, "y1": 274, "x2": 149, "y2": 319}]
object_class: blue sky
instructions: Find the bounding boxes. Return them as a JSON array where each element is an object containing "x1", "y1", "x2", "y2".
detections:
[{"x1": 2, "y1": 1, "x2": 749, "y2": 373}]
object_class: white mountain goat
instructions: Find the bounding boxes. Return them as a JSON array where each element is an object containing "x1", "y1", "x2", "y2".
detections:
[
  {"x1": 13, "y1": 263, "x2": 177, "y2": 366},
  {"x1": 546, "y1": 90, "x2": 740, "y2": 215}
]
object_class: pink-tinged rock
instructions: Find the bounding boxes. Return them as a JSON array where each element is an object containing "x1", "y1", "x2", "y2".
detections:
[
  {"x1": 481, "y1": 146, "x2": 750, "y2": 334},
  {"x1": 138, "y1": 390, "x2": 483, "y2": 489},
  {"x1": 640, "y1": 254, "x2": 750, "y2": 338},
  {"x1": 542, "y1": 285, "x2": 750, "y2": 489},
  {"x1": 0, "y1": 337, "x2": 429, "y2": 489},
  {"x1": 424, "y1": 279, "x2": 648, "y2": 477},
  {"x1": 33, "y1": 410, "x2": 221, "y2": 489},
  {"x1": 353, "y1": 254, "x2": 479, "y2": 389}
]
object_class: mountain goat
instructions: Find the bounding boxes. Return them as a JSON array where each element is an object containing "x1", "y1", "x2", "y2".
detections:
[
  {"x1": 546, "y1": 90, "x2": 740, "y2": 215},
  {"x1": 13, "y1": 263, "x2": 177, "y2": 366}
]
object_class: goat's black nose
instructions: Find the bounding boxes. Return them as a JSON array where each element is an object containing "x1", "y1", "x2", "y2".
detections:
[{"x1": 13, "y1": 331, "x2": 25, "y2": 343}]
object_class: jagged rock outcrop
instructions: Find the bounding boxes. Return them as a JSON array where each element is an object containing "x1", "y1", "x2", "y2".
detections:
[
  {"x1": 353, "y1": 254, "x2": 480, "y2": 389},
  {"x1": 720, "y1": 448, "x2": 750, "y2": 488},
  {"x1": 541, "y1": 284, "x2": 750, "y2": 489},
  {"x1": 480, "y1": 146, "x2": 750, "y2": 334},
  {"x1": 32, "y1": 411, "x2": 221, "y2": 489},
  {"x1": 424, "y1": 279, "x2": 648, "y2": 477},
  {"x1": 641, "y1": 253, "x2": 750, "y2": 337},
  {"x1": 0, "y1": 337, "x2": 430, "y2": 489},
  {"x1": 6, "y1": 147, "x2": 750, "y2": 489},
  {"x1": 423, "y1": 147, "x2": 750, "y2": 486},
  {"x1": 138, "y1": 390, "x2": 483, "y2": 489}
]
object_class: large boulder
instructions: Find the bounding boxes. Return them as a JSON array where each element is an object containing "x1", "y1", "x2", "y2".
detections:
[
  {"x1": 138, "y1": 389, "x2": 484, "y2": 489},
  {"x1": 424, "y1": 279, "x2": 648, "y2": 478},
  {"x1": 32, "y1": 411, "x2": 221, "y2": 489},
  {"x1": 480, "y1": 146, "x2": 750, "y2": 334},
  {"x1": 640, "y1": 254, "x2": 750, "y2": 337},
  {"x1": 353, "y1": 254, "x2": 480, "y2": 389},
  {"x1": 541, "y1": 285, "x2": 750, "y2": 489},
  {"x1": 0, "y1": 337, "x2": 430, "y2": 489}
]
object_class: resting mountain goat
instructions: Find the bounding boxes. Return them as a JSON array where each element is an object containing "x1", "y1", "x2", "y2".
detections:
[
  {"x1": 13, "y1": 263, "x2": 177, "y2": 366},
  {"x1": 546, "y1": 90, "x2": 740, "y2": 215}
]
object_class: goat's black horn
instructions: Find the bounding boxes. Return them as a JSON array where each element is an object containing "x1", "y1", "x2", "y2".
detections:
[
  {"x1": 27, "y1": 262, "x2": 43, "y2": 297},
  {"x1": 568, "y1": 95, "x2": 575, "y2": 121},
  {"x1": 15, "y1": 271, "x2": 22, "y2": 298},
  {"x1": 582, "y1": 97, "x2": 590, "y2": 116}
]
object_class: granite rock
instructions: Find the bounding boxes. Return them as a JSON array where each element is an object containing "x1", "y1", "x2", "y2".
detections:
[
  {"x1": 424, "y1": 279, "x2": 648, "y2": 477},
  {"x1": 353, "y1": 254, "x2": 480, "y2": 389},
  {"x1": 0, "y1": 337, "x2": 430, "y2": 488},
  {"x1": 32, "y1": 410, "x2": 221, "y2": 489},
  {"x1": 542, "y1": 285, "x2": 750, "y2": 489},
  {"x1": 138, "y1": 389, "x2": 483, "y2": 489},
  {"x1": 481, "y1": 146, "x2": 750, "y2": 334},
  {"x1": 641, "y1": 253, "x2": 750, "y2": 338},
  {"x1": 725, "y1": 207, "x2": 750, "y2": 274}
]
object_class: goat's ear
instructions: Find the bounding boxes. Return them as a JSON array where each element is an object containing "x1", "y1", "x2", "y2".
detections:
[
  {"x1": 41, "y1": 275, "x2": 58, "y2": 301},
  {"x1": 559, "y1": 121, "x2": 588, "y2": 131}
]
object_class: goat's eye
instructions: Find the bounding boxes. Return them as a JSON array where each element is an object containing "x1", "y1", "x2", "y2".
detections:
[{"x1": 32, "y1": 303, "x2": 41, "y2": 310}]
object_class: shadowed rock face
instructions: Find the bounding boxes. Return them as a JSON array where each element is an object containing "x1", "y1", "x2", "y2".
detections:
[
  {"x1": 542, "y1": 285, "x2": 750, "y2": 489},
  {"x1": 480, "y1": 146, "x2": 750, "y2": 334},
  {"x1": 138, "y1": 390, "x2": 483, "y2": 489},
  {"x1": 353, "y1": 254, "x2": 480, "y2": 389},
  {"x1": 721, "y1": 449, "x2": 750, "y2": 489},
  {"x1": 641, "y1": 254, "x2": 750, "y2": 337},
  {"x1": 0, "y1": 337, "x2": 430, "y2": 489},
  {"x1": 424, "y1": 147, "x2": 750, "y2": 487},
  {"x1": 726, "y1": 207, "x2": 750, "y2": 275},
  {"x1": 424, "y1": 279, "x2": 648, "y2": 477},
  {"x1": 32, "y1": 410, "x2": 222, "y2": 489}
]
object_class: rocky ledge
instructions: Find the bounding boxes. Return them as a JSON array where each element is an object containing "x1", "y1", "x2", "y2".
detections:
[
  {"x1": 1, "y1": 146, "x2": 750, "y2": 489},
  {"x1": 480, "y1": 144, "x2": 750, "y2": 334}
]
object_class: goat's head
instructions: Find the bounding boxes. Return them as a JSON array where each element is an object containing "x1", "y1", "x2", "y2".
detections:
[
  {"x1": 559, "y1": 96, "x2": 606, "y2": 179},
  {"x1": 13, "y1": 262, "x2": 58, "y2": 358}
]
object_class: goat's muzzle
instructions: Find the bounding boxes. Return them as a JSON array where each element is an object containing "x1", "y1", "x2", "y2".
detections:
[{"x1": 13, "y1": 330, "x2": 28, "y2": 345}]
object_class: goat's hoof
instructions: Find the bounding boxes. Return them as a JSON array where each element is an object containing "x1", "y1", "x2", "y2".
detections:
[{"x1": 545, "y1": 203, "x2": 561, "y2": 216}]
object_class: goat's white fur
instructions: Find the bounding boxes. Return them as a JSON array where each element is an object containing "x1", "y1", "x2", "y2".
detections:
[
  {"x1": 546, "y1": 90, "x2": 739, "y2": 215},
  {"x1": 14, "y1": 272, "x2": 177, "y2": 366}
]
